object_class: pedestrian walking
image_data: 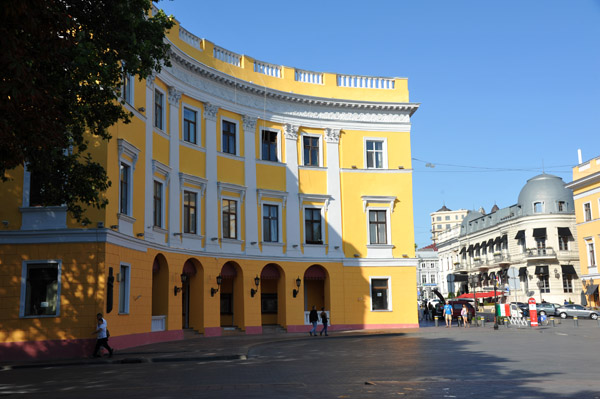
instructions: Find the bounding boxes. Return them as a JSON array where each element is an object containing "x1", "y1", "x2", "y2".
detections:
[
  {"x1": 319, "y1": 307, "x2": 329, "y2": 336},
  {"x1": 461, "y1": 304, "x2": 469, "y2": 328},
  {"x1": 91, "y1": 313, "x2": 113, "y2": 358},
  {"x1": 423, "y1": 304, "x2": 430, "y2": 321},
  {"x1": 444, "y1": 301, "x2": 453, "y2": 328},
  {"x1": 309, "y1": 306, "x2": 318, "y2": 336}
]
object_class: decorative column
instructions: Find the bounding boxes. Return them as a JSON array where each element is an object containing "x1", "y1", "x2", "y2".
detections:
[
  {"x1": 167, "y1": 87, "x2": 182, "y2": 248},
  {"x1": 284, "y1": 124, "x2": 301, "y2": 256},
  {"x1": 144, "y1": 73, "x2": 156, "y2": 239},
  {"x1": 243, "y1": 115, "x2": 260, "y2": 255},
  {"x1": 204, "y1": 103, "x2": 220, "y2": 252},
  {"x1": 325, "y1": 128, "x2": 343, "y2": 257}
]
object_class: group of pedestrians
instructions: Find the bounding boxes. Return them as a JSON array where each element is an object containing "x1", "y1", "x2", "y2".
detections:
[{"x1": 308, "y1": 306, "x2": 329, "y2": 336}]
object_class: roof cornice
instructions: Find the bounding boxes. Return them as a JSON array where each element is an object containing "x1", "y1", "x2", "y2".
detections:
[{"x1": 566, "y1": 170, "x2": 600, "y2": 191}]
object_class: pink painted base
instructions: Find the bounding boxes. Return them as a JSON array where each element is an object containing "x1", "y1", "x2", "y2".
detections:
[
  {"x1": 203, "y1": 327, "x2": 222, "y2": 337},
  {"x1": 286, "y1": 323, "x2": 419, "y2": 333},
  {"x1": 0, "y1": 330, "x2": 184, "y2": 363}
]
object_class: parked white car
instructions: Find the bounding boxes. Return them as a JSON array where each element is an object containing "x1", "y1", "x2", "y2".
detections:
[{"x1": 556, "y1": 304, "x2": 599, "y2": 320}]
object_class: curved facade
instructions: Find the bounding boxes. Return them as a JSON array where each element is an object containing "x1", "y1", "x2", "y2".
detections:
[{"x1": 0, "y1": 9, "x2": 419, "y2": 360}]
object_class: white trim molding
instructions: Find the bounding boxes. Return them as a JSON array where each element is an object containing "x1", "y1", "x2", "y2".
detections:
[
  {"x1": 361, "y1": 195, "x2": 397, "y2": 213},
  {"x1": 299, "y1": 193, "x2": 333, "y2": 212},
  {"x1": 217, "y1": 182, "x2": 247, "y2": 203},
  {"x1": 258, "y1": 189, "x2": 288, "y2": 208}
]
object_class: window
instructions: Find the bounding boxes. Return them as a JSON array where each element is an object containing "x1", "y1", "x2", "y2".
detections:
[
  {"x1": 536, "y1": 237, "x2": 546, "y2": 254},
  {"x1": 222, "y1": 120, "x2": 236, "y2": 155},
  {"x1": 584, "y1": 203, "x2": 592, "y2": 222},
  {"x1": 220, "y1": 293, "x2": 232, "y2": 314},
  {"x1": 153, "y1": 181, "x2": 163, "y2": 228},
  {"x1": 21, "y1": 261, "x2": 61, "y2": 317},
  {"x1": 261, "y1": 130, "x2": 278, "y2": 162},
  {"x1": 558, "y1": 201, "x2": 566, "y2": 212},
  {"x1": 261, "y1": 293, "x2": 278, "y2": 314},
  {"x1": 154, "y1": 89, "x2": 164, "y2": 130},
  {"x1": 366, "y1": 140, "x2": 384, "y2": 169},
  {"x1": 588, "y1": 241, "x2": 596, "y2": 266},
  {"x1": 222, "y1": 199, "x2": 237, "y2": 239},
  {"x1": 558, "y1": 235, "x2": 569, "y2": 251},
  {"x1": 183, "y1": 108, "x2": 197, "y2": 144},
  {"x1": 120, "y1": 163, "x2": 130, "y2": 215},
  {"x1": 262, "y1": 204, "x2": 279, "y2": 242},
  {"x1": 436, "y1": 216, "x2": 441, "y2": 221},
  {"x1": 430, "y1": 275, "x2": 436, "y2": 284},
  {"x1": 563, "y1": 274, "x2": 573, "y2": 293},
  {"x1": 119, "y1": 264, "x2": 130, "y2": 314},
  {"x1": 437, "y1": 224, "x2": 442, "y2": 229},
  {"x1": 446, "y1": 224, "x2": 450, "y2": 229},
  {"x1": 518, "y1": 238, "x2": 526, "y2": 253},
  {"x1": 539, "y1": 275, "x2": 550, "y2": 293},
  {"x1": 305, "y1": 208, "x2": 322, "y2": 244},
  {"x1": 28, "y1": 170, "x2": 44, "y2": 207},
  {"x1": 420, "y1": 263, "x2": 426, "y2": 269},
  {"x1": 421, "y1": 275, "x2": 427, "y2": 284},
  {"x1": 445, "y1": 216, "x2": 450, "y2": 221},
  {"x1": 183, "y1": 191, "x2": 197, "y2": 234},
  {"x1": 534, "y1": 202, "x2": 543, "y2": 213},
  {"x1": 122, "y1": 73, "x2": 134, "y2": 105},
  {"x1": 371, "y1": 278, "x2": 390, "y2": 311},
  {"x1": 303, "y1": 136, "x2": 319, "y2": 166},
  {"x1": 369, "y1": 210, "x2": 387, "y2": 244}
]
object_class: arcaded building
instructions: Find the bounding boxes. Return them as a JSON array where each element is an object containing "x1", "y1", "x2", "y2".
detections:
[{"x1": 0, "y1": 8, "x2": 420, "y2": 360}]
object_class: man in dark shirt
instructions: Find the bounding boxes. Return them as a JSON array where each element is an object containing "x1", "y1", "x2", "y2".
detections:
[{"x1": 309, "y1": 306, "x2": 318, "y2": 336}]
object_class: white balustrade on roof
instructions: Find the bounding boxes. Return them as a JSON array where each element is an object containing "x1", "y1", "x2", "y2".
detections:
[
  {"x1": 254, "y1": 60, "x2": 282, "y2": 78},
  {"x1": 179, "y1": 27, "x2": 202, "y2": 50},
  {"x1": 295, "y1": 69, "x2": 323, "y2": 84},
  {"x1": 213, "y1": 46, "x2": 241, "y2": 67},
  {"x1": 337, "y1": 74, "x2": 395, "y2": 89}
]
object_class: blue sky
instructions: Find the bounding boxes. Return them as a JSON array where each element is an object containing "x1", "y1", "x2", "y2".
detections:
[{"x1": 157, "y1": 0, "x2": 600, "y2": 248}]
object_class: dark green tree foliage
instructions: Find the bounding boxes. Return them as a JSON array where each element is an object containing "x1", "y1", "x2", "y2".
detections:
[{"x1": 0, "y1": 0, "x2": 174, "y2": 222}]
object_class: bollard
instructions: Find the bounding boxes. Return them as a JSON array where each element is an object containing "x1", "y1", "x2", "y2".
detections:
[
  {"x1": 550, "y1": 316, "x2": 555, "y2": 327},
  {"x1": 597, "y1": 317, "x2": 600, "y2": 328},
  {"x1": 434, "y1": 316, "x2": 439, "y2": 327},
  {"x1": 481, "y1": 316, "x2": 485, "y2": 328},
  {"x1": 504, "y1": 317, "x2": 509, "y2": 328},
  {"x1": 574, "y1": 316, "x2": 578, "y2": 327}
]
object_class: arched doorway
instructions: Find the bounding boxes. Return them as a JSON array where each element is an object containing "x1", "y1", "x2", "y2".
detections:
[
  {"x1": 260, "y1": 263, "x2": 284, "y2": 326},
  {"x1": 303, "y1": 265, "x2": 329, "y2": 323},
  {"x1": 181, "y1": 259, "x2": 201, "y2": 329},
  {"x1": 151, "y1": 254, "x2": 169, "y2": 331},
  {"x1": 219, "y1": 261, "x2": 243, "y2": 329}
]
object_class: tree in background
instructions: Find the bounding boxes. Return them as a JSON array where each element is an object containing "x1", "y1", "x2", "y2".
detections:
[{"x1": 0, "y1": 0, "x2": 174, "y2": 222}]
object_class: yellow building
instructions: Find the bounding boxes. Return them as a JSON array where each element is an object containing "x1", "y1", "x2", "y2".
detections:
[
  {"x1": 567, "y1": 154, "x2": 600, "y2": 307},
  {"x1": 0, "y1": 10, "x2": 419, "y2": 360}
]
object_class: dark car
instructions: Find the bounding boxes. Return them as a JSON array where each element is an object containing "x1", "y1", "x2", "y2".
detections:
[
  {"x1": 509, "y1": 302, "x2": 529, "y2": 317},
  {"x1": 448, "y1": 300, "x2": 476, "y2": 321}
]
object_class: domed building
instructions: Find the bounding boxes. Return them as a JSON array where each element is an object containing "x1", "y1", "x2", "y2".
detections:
[{"x1": 436, "y1": 173, "x2": 581, "y2": 305}]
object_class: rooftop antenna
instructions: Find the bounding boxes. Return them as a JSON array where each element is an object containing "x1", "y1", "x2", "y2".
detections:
[
  {"x1": 578, "y1": 149, "x2": 583, "y2": 164},
  {"x1": 542, "y1": 158, "x2": 545, "y2": 174}
]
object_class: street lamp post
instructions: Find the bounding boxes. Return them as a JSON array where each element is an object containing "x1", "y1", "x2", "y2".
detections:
[
  {"x1": 493, "y1": 279, "x2": 498, "y2": 330},
  {"x1": 537, "y1": 279, "x2": 543, "y2": 303}
]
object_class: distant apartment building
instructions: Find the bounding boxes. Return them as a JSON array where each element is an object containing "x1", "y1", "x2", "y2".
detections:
[
  {"x1": 436, "y1": 174, "x2": 580, "y2": 304},
  {"x1": 416, "y1": 243, "x2": 439, "y2": 301},
  {"x1": 430, "y1": 206, "x2": 468, "y2": 243},
  {"x1": 566, "y1": 154, "x2": 600, "y2": 307}
]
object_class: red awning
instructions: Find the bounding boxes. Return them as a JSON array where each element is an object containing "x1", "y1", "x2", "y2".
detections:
[
  {"x1": 457, "y1": 291, "x2": 500, "y2": 299},
  {"x1": 304, "y1": 265, "x2": 326, "y2": 280},
  {"x1": 220, "y1": 262, "x2": 237, "y2": 279},
  {"x1": 260, "y1": 264, "x2": 280, "y2": 280}
]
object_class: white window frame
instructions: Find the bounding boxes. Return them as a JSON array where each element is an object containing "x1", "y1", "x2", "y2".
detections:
[
  {"x1": 182, "y1": 189, "x2": 200, "y2": 235},
  {"x1": 259, "y1": 128, "x2": 282, "y2": 163},
  {"x1": 363, "y1": 137, "x2": 388, "y2": 169},
  {"x1": 533, "y1": 201, "x2": 544, "y2": 213},
  {"x1": 20, "y1": 260, "x2": 62, "y2": 318},
  {"x1": 118, "y1": 263, "x2": 131, "y2": 314},
  {"x1": 302, "y1": 205, "x2": 326, "y2": 245},
  {"x1": 367, "y1": 207, "x2": 391, "y2": 245},
  {"x1": 221, "y1": 196, "x2": 240, "y2": 241},
  {"x1": 152, "y1": 179, "x2": 165, "y2": 229},
  {"x1": 151, "y1": 160, "x2": 170, "y2": 231},
  {"x1": 118, "y1": 139, "x2": 139, "y2": 218},
  {"x1": 122, "y1": 72, "x2": 134, "y2": 106},
  {"x1": 583, "y1": 202, "x2": 592, "y2": 222},
  {"x1": 154, "y1": 87, "x2": 166, "y2": 132},
  {"x1": 261, "y1": 202, "x2": 282, "y2": 243},
  {"x1": 369, "y1": 276, "x2": 392, "y2": 311},
  {"x1": 179, "y1": 173, "x2": 207, "y2": 238},
  {"x1": 301, "y1": 132, "x2": 323, "y2": 167},
  {"x1": 586, "y1": 238, "x2": 597, "y2": 267},
  {"x1": 182, "y1": 104, "x2": 201, "y2": 145},
  {"x1": 220, "y1": 116, "x2": 240, "y2": 156}
]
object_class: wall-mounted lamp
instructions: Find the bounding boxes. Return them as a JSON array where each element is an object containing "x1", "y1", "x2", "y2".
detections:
[
  {"x1": 211, "y1": 237, "x2": 219, "y2": 241},
  {"x1": 250, "y1": 241, "x2": 257, "y2": 245},
  {"x1": 293, "y1": 276, "x2": 302, "y2": 298},
  {"x1": 211, "y1": 275, "x2": 223, "y2": 297},
  {"x1": 554, "y1": 268, "x2": 561, "y2": 279},
  {"x1": 138, "y1": 107, "x2": 145, "y2": 113},
  {"x1": 110, "y1": 225, "x2": 118, "y2": 230},
  {"x1": 136, "y1": 232, "x2": 145, "y2": 238},
  {"x1": 174, "y1": 273, "x2": 188, "y2": 296},
  {"x1": 250, "y1": 275, "x2": 260, "y2": 297}
]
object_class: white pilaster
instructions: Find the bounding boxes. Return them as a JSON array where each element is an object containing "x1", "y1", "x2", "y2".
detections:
[
  {"x1": 144, "y1": 73, "x2": 156, "y2": 240},
  {"x1": 243, "y1": 115, "x2": 260, "y2": 255},
  {"x1": 204, "y1": 103, "x2": 220, "y2": 252},
  {"x1": 284, "y1": 124, "x2": 301, "y2": 256},
  {"x1": 167, "y1": 87, "x2": 182, "y2": 248},
  {"x1": 325, "y1": 128, "x2": 343, "y2": 257}
]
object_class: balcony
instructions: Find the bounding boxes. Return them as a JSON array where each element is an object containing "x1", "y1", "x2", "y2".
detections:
[
  {"x1": 492, "y1": 252, "x2": 511, "y2": 266},
  {"x1": 525, "y1": 247, "x2": 556, "y2": 260}
]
